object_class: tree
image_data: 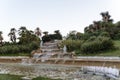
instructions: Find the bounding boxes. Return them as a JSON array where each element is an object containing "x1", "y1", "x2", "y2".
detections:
[
  {"x1": 100, "y1": 11, "x2": 113, "y2": 23},
  {"x1": 0, "y1": 31, "x2": 3, "y2": 46},
  {"x1": 54, "y1": 30, "x2": 62, "y2": 40},
  {"x1": 18, "y1": 27, "x2": 40, "y2": 44},
  {"x1": 18, "y1": 26, "x2": 27, "y2": 36},
  {"x1": 84, "y1": 11, "x2": 115, "y2": 39},
  {"x1": 84, "y1": 26, "x2": 89, "y2": 33},
  {"x1": 42, "y1": 31, "x2": 51, "y2": 43},
  {"x1": 66, "y1": 30, "x2": 77, "y2": 40},
  {"x1": 8, "y1": 28, "x2": 16, "y2": 43},
  {"x1": 35, "y1": 27, "x2": 42, "y2": 40},
  {"x1": 35, "y1": 27, "x2": 42, "y2": 37}
]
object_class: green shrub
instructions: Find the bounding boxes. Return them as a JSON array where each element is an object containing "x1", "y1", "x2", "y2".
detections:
[
  {"x1": 81, "y1": 33, "x2": 92, "y2": 40},
  {"x1": 99, "y1": 32, "x2": 110, "y2": 37},
  {"x1": 86, "y1": 36, "x2": 96, "y2": 42},
  {"x1": 62, "y1": 40, "x2": 83, "y2": 52},
  {"x1": 0, "y1": 42, "x2": 39, "y2": 55},
  {"x1": 81, "y1": 37, "x2": 114, "y2": 53}
]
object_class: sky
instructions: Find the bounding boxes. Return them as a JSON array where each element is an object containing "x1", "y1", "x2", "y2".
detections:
[{"x1": 0, "y1": 0, "x2": 120, "y2": 41}]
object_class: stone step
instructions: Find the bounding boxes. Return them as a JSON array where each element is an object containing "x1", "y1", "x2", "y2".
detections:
[
  {"x1": 43, "y1": 42, "x2": 58, "y2": 46},
  {"x1": 41, "y1": 45, "x2": 58, "y2": 49},
  {"x1": 42, "y1": 49, "x2": 61, "y2": 52}
]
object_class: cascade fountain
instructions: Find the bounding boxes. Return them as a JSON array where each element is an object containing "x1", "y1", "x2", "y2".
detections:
[
  {"x1": 63, "y1": 45, "x2": 67, "y2": 54},
  {"x1": 40, "y1": 40, "x2": 43, "y2": 47}
]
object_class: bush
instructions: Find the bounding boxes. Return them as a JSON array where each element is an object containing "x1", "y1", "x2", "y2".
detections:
[
  {"x1": 62, "y1": 39, "x2": 83, "y2": 52},
  {"x1": 42, "y1": 34, "x2": 62, "y2": 43},
  {"x1": 86, "y1": 36, "x2": 96, "y2": 42},
  {"x1": 42, "y1": 35, "x2": 51, "y2": 43},
  {"x1": 99, "y1": 32, "x2": 110, "y2": 37},
  {"x1": 81, "y1": 37, "x2": 114, "y2": 53},
  {"x1": 0, "y1": 42, "x2": 39, "y2": 55}
]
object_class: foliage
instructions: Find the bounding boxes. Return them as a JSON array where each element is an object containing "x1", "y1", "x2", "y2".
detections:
[
  {"x1": 0, "y1": 74, "x2": 22, "y2": 80},
  {"x1": 66, "y1": 31, "x2": 88, "y2": 40},
  {"x1": 8, "y1": 28, "x2": 16, "y2": 43},
  {"x1": 66, "y1": 30, "x2": 77, "y2": 40},
  {"x1": 81, "y1": 37, "x2": 114, "y2": 53},
  {"x1": 0, "y1": 74, "x2": 61, "y2": 80},
  {"x1": 42, "y1": 35, "x2": 51, "y2": 43},
  {"x1": 18, "y1": 27, "x2": 40, "y2": 44},
  {"x1": 32, "y1": 76, "x2": 61, "y2": 80},
  {"x1": 99, "y1": 31, "x2": 110, "y2": 37},
  {"x1": 0, "y1": 31, "x2": 3, "y2": 46},
  {"x1": 35, "y1": 27, "x2": 42, "y2": 36},
  {"x1": 83, "y1": 12, "x2": 120, "y2": 40},
  {"x1": 86, "y1": 36, "x2": 96, "y2": 42},
  {"x1": 0, "y1": 42, "x2": 39, "y2": 54},
  {"x1": 61, "y1": 39, "x2": 83, "y2": 52},
  {"x1": 42, "y1": 30, "x2": 62, "y2": 43}
]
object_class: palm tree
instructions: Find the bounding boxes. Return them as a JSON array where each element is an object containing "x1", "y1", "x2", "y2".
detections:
[
  {"x1": 35, "y1": 27, "x2": 42, "y2": 36},
  {"x1": 54, "y1": 30, "x2": 62, "y2": 40},
  {"x1": 93, "y1": 21, "x2": 102, "y2": 30},
  {"x1": 18, "y1": 26, "x2": 27, "y2": 35},
  {"x1": 8, "y1": 28, "x2": 16, "y2": 43},
  {"x1": 88, "y1": 24, "x2": 94, "y2": 33},
  {"x1": 18, "y1": 27, "x2": 40, "y2": 44},
  {"x1": 0, "y1": 31, "x2": 3, "y2": 46},
  {"x1": 66, "y1": 30, "x2": 77, "y2": 40},
  {"x1": 35, "y1": 27, "x2": 42, "y2": 40},
  {"x1": 100, "y1": 11, "x2": 113, "y2": 23},
  {"x1": 84, "y1": 26, "x2": 89, "y2": 33}
]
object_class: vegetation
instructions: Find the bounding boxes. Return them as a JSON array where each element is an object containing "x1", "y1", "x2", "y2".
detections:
[
  {"x1": 84, "y1": 12, "x2": 120, "y2": 40},
  {"x1": 0, "y1": 74, "x2": 61, "y2": 80},
  {"x1": 0, "y1": 74, "x2": 22, "y2": 80},
  {"x1": 0, "y1": 41, "x2": 39, "y2": 55},
  {"x1": 62, "y1": 11, "x2": 120, "y2": 55},
  {"x1": 0, "y1": 27, "x2": 40, "y2": 55},
  {"x1": 8, "y1": 28, "x2": 17, "y2": 43},
  {"x1": 0, "y1": 31, "x2": 3, "y2": 46},
  {"x1": 80, "y1": 36, "x2": 114, "y2": 53},
  {"x1": 42, "y1": 30, "x2": 62, "y2": 43},
  {"x1": 61, "y1": 39, "x2": 83, "y2": 52},
  {"x1": 61, "y1": 36, "x2": 114, "y2": 54},
  {"x1": 18, "y1": 26, "x2": 40, "y2": 44},
  {"x1": 0, "y1": 26, "x2": 63, "y2": 55},
  {"x1": 78, "y1": 40, "x2": 120, "y2": 56},
  {"x1": 32, "y1": 76, "x2": 61, "y2": 80}
]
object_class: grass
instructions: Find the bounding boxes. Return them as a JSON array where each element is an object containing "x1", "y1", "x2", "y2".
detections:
[
  {"x1": 32, "y1": 76, "x2": 61, "y2": 80},
  {"x1": 0, "y1": 74, "x2": 22, "y2": 80},
  {"x1": 79, "y1": 40, "x2": 120, "y2": 56},
  {"x1": 0, "y1": 74, "x2": 61, "y2": 80}
]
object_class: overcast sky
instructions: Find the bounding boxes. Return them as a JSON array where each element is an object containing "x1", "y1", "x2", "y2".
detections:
[{"x1": 0, "y1": 0, "x2": 120, "y2": 41}]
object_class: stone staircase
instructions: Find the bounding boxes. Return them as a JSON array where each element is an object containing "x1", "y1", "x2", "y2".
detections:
[
  {"x1": 41, "y1": 41, "x2": 62, "y2": 55},
  {"x1": 32, "y1": 41, "x2": 61, "y2": 61},
  {"x1": 31, "y1": 40, "x2": 75, "y2": 63}
]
